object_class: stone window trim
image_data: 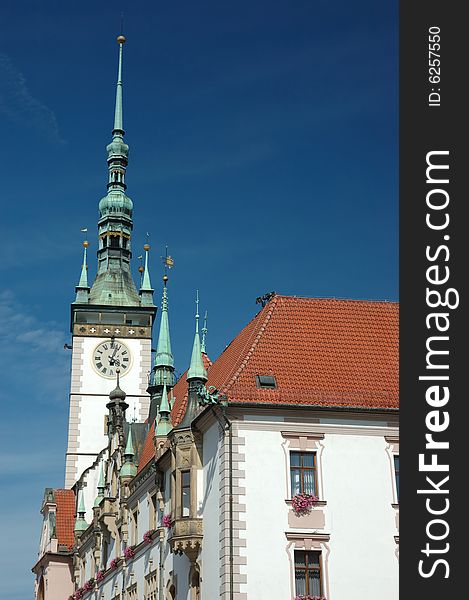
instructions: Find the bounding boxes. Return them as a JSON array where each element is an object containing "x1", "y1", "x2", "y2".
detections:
[
  {"x1": 385, "y1": 436, "x2": 399, "y2": 506},
  {"x1": 281, "y1": 431, "x2": 326, "y2": 501},
  {"x1": 286, "y1": 532, "x2": 331, "y2": 600}
]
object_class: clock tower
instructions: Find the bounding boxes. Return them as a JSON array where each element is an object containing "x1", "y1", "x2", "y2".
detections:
[{"x1": 65, "y1": 35, "x2": 156, "y2": 488}]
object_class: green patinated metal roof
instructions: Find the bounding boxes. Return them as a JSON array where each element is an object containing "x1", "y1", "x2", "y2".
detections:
[
  {"x1": 187, "y1": 291, "x2": 208, "y2": 381},
  {"x1": 89, "y1": 268, "x2": 140, "y2": 306},
  {"x1": 120, "y1": 428, "x2": 137, "y2": 478},
  {"x1": 155, "y1": 384, "x2": 173, "y2": 436},
  {"x1": 154, "y1": 283, "x2": 174, "y2": 369}
]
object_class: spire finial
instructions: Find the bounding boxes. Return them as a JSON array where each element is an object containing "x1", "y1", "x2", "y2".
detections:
[
  {"x1": 113, "y1": 34, "x2": 126, "y2": 134},
  {"x1": 201, "y1": 310, "x2": 208, "y2": 354},
  {"x1": 195, "y1": 290, "x2": 200, "y2": 334}
]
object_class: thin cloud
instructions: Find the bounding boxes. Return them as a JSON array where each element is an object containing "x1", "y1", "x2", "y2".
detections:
[
  {"x1": 0, "y1": 290, "x2": 69, "y2": 405},
  {"x1": 0, "y1": 53, "x2": 65, "y2": 144}
]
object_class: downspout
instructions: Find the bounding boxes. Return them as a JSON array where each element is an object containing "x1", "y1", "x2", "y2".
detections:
[{"x1": 158, "y1": 528, "x2": 164, "y2": 600}]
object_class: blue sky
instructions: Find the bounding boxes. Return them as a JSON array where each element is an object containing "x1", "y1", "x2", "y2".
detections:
[{"x1": 0, "y1": 1, "x2": 397, "y2": 597}]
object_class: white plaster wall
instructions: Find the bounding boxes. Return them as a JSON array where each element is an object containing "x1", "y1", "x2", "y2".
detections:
[
  {"x1": 201, "y1": 422, "x2": 220, "y2": 600},
  {"x1": 241, "y1": 426, "x2": 398, "y2": 600},
  {"x1": 242, "y1": 428, "x2": 291, "y2": 598},
  {"x1": 323, "y1": 433, "x2": 398, "y2": 600}
]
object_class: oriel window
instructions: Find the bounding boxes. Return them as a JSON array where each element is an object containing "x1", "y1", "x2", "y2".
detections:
[{"x1": 181, "y1": 471, "x2": 190, "y2": 518}]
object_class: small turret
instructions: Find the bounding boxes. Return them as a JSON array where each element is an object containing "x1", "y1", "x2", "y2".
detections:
[
  {"x1": 178, "y1": 291, "x2": 207, "y2": 429},
  {"x1": 74, "y1": 490, "x2": 88, "y2": 535},
  {"x1": 120, "y1": 428, "x2": 137, "y2": 479},
  {"x1": 74, "y1": 241, "x2": 90, "y2": 303}
]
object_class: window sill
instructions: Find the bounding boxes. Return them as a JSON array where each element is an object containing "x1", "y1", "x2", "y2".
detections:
[
  {"x1": 392, "y1": 503, "x2": 399, "y2": 509},
  {"x1": 285, "y1": 499, "x2": 327, "y2": 507}
]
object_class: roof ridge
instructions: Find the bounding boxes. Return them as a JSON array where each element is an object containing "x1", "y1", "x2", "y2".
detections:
[
  {"x1": 275, "y1": 294, "x2": 399, "y2": 305},
  {"x1": 222, "y1": 295, "x2": 278, "y2": 394}
]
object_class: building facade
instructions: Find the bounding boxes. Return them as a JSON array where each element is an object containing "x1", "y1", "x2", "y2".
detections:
[{"x1": 32, "y1": 35, "x2": 399, "y2": 600}]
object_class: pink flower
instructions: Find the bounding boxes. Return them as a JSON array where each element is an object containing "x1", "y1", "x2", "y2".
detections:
[
  {"x1": 162, "y1": 514, "x2": 172, "y2": 528},
  {"x1": 83, "y1": 579, "x2": 95, "y2": 591},
  {"x1": 124, "y1": 546, "x2": 135, "y2": 559},
  {"x1": 110, "y1": 557, "x2": 119, "y2": 569},
  {"x1": 96, "y1": 570, "x2": 105, "y2": 583},
  {"x1": 143, "y1": 530, "x2": 155, "y2": 543},
  {"x1": 291, "y1": 493, "x2": 319, "y2": 515}
]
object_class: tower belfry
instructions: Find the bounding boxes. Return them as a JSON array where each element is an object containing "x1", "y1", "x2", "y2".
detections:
[{"x1": 65, "y1": 35, "x2": 156, "y2": 489}]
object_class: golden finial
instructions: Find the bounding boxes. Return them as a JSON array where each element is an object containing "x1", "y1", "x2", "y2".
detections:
[
  {"x1": 83, "y1": 240, "x2": 89, "y2": 248},
  {"x1": 163, "y1": 274, "x2": 168, "y2": 283},
  {"x1": 143, "y1": 244, "x2": 150, "y2": 252},
  {"x1": 117, "y1": 35, "x2": 126, "y2": 45},
  {"x1": 138, "y1": 266, "x2": 144, "y2": 273}
]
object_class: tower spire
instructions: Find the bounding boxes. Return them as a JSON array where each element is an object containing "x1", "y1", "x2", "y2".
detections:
[
  {"x1": 88, "y1": 34, "x2": 146, "y2": 307},
  {"x1": 155, "y1": 383, "x2": 173, "y2": 436},
  {"x1": 139, "y1": 241, "x2": 154, "y2": 305},
  {"x1": 147, "y1": 255, "x2": 175, "y2": 423},
  {"x1": 74, "y1": 240, "x2": 90, "y2": 303},
  {"x1": 187, "y1": 291, "x2": 207, "y2": 381}
]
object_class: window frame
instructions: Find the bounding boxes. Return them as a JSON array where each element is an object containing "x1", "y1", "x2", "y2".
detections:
[
  {"x1": 393, "y1": 454, "x2": 400, "y2": 503},
  {"x1": 290, "y1": 450, "x2": 318, "y2": 498},
  {"x1": 294, "y1": 549, "x2": 323, "y2": 598},
  {"x1": 181, "y1": 470, "x2": 191, "y2": 518}
]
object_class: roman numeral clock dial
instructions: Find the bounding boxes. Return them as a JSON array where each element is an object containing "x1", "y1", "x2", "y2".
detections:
[{"x1": 92, "y1": 340, "x2": 132, "y2": 378}]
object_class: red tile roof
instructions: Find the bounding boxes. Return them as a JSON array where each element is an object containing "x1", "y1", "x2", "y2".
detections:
[
  {"x1": 173, "y1": 295, "x2": 398, "y2": 421},
  {"x1": 139, "y1": 295, "x2": 398, "y2": 471},
  {"x1": 54, "y1": 489, "x2": 75, "y2": 549}
]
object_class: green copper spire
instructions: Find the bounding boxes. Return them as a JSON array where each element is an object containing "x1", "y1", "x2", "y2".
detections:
[
  {"x1": 74, "y1": 490, "x2": 88, "y2": 533},
  {"x1": 74, "y1": 241, "x2": 90, "y2": 303},
  {"x1": 120, "y1": 427, "x2": 137, "y2": 478},
  {"x1": 155, "y1": 383, "x2": 173, "y2": 436},
  {"x1": 187, "y1": 291, "x2": 208, "y2": 382},
  {"x1": 147, "y1": 265, "x2": 175, "y2": 409},
  {"x1": 139, "y1": 243, "x2": 154, "y2": 305},
  {"x1": 155, "y1": 279, "x2": 174, "y2": 369},
  {"x1": 88, "y1": 34, "x2": 146, "y2": 307},
  {"x1": 201, "y1": 310, "x2": 208, "y2": 354},
  {"x1": 94, "y1": 463, "x2": 105, "y2": 508}
]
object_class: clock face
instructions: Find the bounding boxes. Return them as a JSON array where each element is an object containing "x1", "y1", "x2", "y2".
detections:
[{"x1": 92, "y1": 339, "x2": 132, "y2": 378}]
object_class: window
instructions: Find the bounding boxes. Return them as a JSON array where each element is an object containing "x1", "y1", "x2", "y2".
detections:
[
  {"x1": 149, "y1": 493, "x2": 157, "y2": 529},
  {"x1": 394, "y1": 455, "x2": 400, "y2": 502},
  {"x1": 181, "y1": 471, "x2": 191, "y2": 517},
  {"x1": 290, "y1": 452, "x2": 318, "y2": 497},
  {"x1": 256, "y1": 374, "x2": 277, "y2": 389},
  {"x1": 131, "y1": 508, "x2": 139, "y2": 545},
  {"x1": 145, "y1": 571, "x2": 158, "y2": 600},
  {"x1": 126, "y1": 584, "x2": 138, "y2": 600},
  {"x1": 294, "y1": 550, "x2": 323, "y2": 597}
]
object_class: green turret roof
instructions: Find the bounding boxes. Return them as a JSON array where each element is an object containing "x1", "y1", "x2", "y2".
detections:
[
  {"x1": 74, "y1": 490, "x2": 88, "y2": 533},
  {"x1": 187, "y1": 291, "x2": 208, "y2": 381},
  {"x1": 120, "y1": 428, "x2": 137, "y2": 478},
  {"x1": 155, "y1": 384, "x2": 173, "y2": 436}
]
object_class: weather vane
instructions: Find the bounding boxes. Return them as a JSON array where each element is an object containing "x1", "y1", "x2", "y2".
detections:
[{"x1": 161, "y1": 245, "x2": 174, "y2": 284}]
